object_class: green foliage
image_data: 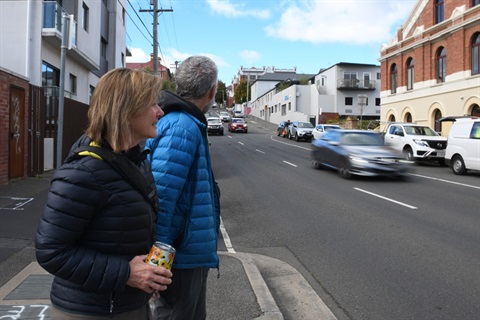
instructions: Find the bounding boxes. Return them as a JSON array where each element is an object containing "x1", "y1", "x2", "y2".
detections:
[
  {"x1": 215, "y1": 81, "x2": 227, "y2": 105},
  {"x1": 234, "y1": 79, "x2": 250, "y2": 104}
]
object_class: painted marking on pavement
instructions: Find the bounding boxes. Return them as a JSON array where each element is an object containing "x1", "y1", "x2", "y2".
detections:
[
  {"x1": 238, "y1": 141, "x2": 244, "y2": 146},
  {"x1": 354, "y1": 188, "x2": 418, "y2": 209},
  {"x1": 220, "y1": 217, "x2": 235, "y2": 253},
  {"x1": 255, "y1": 149, "x2": 265, "y2": 154},
  {"x1": 271, "y1": 137, "x2": 311, "y2": 151},
  {"x1": 0, "y1": 197, "x2": 34, "y2": 210},
  {"x1": 410, "y1": 173, "x2": 480, "y2": 190},
  {"x1": 283, "y1": 161, "x2": 298, "y2": 168}
]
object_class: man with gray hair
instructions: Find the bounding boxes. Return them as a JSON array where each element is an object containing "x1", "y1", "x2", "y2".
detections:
[{"x1": 145, "y1": 56, "x2": 220, "y2": 320}]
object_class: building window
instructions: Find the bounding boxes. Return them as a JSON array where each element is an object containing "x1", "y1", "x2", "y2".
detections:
[
  {"x1": 344, "y1": 72, "x2": 357, "y2": 87},
  {"x1": 375, "y1": 98, "x2": 381, "y2": 106},
  {"x1": 471, "y1": 104, "x2": 480, "y2": 116},
  {"x1": 122, "y1": 8, "x2": 126, "y2": 26},
  {"x1": 437, "y1": 47, "x2": 447, "y2": 83},
  {"x1": 89, "y1": 85, "x2": 95, "y2": 103},
  {"x1": 405, "y1": 113, "x2": 412, "y2": 123},
  {"x1": 345, "y1": 97, "x2": 353, "y2": 105},
  {"x1": 473, "y1": 0, "x2": 480, "y2": 7},
  {"x1": 121, "y1": 52, "x2": 125, "y2": 67},
  {"x1": 42, "y1": 62, "x2": 59, "y2": 88},
  {"x1": 406, "y1": 58, "x2": 414, "y2": 90},
  {"x1": 101, "y1": 38, "x2": 107, "y2": 58},
  {"x1": 472, "y1": 33, "x2": 480, "y2": 75},
  {"x1": 435, "y1": 0, "x2": 444, "y2": 24},
  {"x1": 82, "y1": 2, "x2": 89, "y2": 32},
  {"x1": 288, "y1": 102, "x2": 291, "y2": 110},
  {"x1": 390, "y1": 64, "x2": 398, "y2": 93},
  {"x1": 434, "y1": 109, "x2": 443, "y2": 132},
  {"x1": 363, "y1": 73, "x2": 371, "y2": 88},
  {"x1": 69, "y1": 73, "x2": 77, "y2": 94}
]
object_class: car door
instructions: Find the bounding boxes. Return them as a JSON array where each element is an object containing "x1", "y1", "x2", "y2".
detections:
[
  {"x1": 385, "y1": 125, "x2": 405, "y2": 151},
  {"x1": 466, "y1": 122, "x2": 480, "y2": 170}
]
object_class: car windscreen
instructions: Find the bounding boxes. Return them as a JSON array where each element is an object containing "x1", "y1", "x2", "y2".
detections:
[
  {"x1": 208, "y1": 118, "x2": 222, "y2": 124},
  {"x1": 298, "y1": 122, "x2": 314, "y2": 128},
  {"x1": 341, "y1": 133, "x2": 383, "y2": 146},
  {"x1": 404, "y1": 126, "x2": 438, "y2": 136}
]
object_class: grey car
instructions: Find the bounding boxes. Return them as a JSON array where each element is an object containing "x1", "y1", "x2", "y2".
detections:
[
  {"x1": 311, "y1": 129, "x2": 412, "y2": 179},
  {"x1": 287, "y1": 121, "x2": 314, "y2": 142}
]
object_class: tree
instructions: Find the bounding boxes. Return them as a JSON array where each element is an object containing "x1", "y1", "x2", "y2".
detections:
[
  {"x1": 234, "y1": 79, "x2": 250, "y2": 104},
  {"x1": 215, "y1": 81, "x2": 227, "y2": 106}
]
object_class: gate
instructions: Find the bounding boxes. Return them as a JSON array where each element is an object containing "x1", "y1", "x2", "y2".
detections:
[
  {"x1": 8, "y1": 86, "x2": 25, "y2": 180},
  {"x1": 28, "y1": 85, "x2": 45, "y2": 176}
]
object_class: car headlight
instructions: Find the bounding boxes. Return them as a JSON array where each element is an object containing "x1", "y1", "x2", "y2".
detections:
[
  {"x1": 413, "y1": 139, "x2": 430, "y2": 147},
  {"x1": 349, "y1": 156, "x2": 368, "y2": 164}
]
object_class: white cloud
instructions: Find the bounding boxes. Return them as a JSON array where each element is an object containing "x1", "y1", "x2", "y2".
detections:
[
  {"x1": 239, "y1": 50, "x2": 261, "y2": 64},
  {"x1": 126, "y1": 47, "x2": 151, "y2": 62},
  {"x1": 207, "y1": 0, "x2": 270, "y2": 19},
  {"x1": 264, "y1": 0, "x2": 415, "y2": 44}
]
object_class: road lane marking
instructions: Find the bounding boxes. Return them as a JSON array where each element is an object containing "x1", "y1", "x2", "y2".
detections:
[
  {"x1": 220, "y1": 217, "x2": 235, "y2": 253},
  {"x1": 354, "y1": 188, "x2": 418, "y2": 209},
  {"x1": 271, "y1": 137, "x2": 311, "y2": 151},
  {"x1": 283, "y1": 161, "x2": 298, "y2": 167},
  {"x1": 255, "y1": 149, "x2": 265, "y2": 154},
  {"x1": 0, "y1": 197, "x2": 34, "y2": 210},
  {"x1": 238, "y1": 141, "x2": 244, "y2": 146},
  {"x1": 409, "y1": 173, "x2": 480, "y2": 190}
]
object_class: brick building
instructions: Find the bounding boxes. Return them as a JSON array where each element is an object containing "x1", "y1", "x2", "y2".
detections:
[{"x1": 379, "y1": 0, "x2": 480, "y2": 135}]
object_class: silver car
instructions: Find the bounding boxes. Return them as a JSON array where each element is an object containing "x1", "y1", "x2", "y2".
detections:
[
  {"x1": 287, "y1": 121, "x2": 314, "y2": 142},
  {"x1": 312, "y1": 124, "x2": 341, "y2": 140}
]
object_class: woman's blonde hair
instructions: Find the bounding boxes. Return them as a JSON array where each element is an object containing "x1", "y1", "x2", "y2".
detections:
[{"x1": 86, "y1": 68, "x2": 162, "y2": 152}]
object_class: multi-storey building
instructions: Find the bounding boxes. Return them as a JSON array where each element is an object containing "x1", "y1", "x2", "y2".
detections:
[
  {"x1": 379, "y1": 0, "x2": 480, "y2": 134},
  {"x1": 250, "y1": 62, "x2": 381, "y2": 127},
  {"x1": 0, "y1": 0, "x2": 127, "y2": 183}
]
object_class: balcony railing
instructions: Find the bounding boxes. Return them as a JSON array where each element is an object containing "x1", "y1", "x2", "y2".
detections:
[
  {"x1": 42, "y1": 1, "x2": 77, "y2": 48},
  {"x1": 337, "y1": 79, "x2": 376, "y2": 90}
]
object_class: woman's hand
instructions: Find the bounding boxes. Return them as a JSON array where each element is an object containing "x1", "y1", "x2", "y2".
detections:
[{"x1": 127, "y1": 255, "x2": 173, "y2": 293}]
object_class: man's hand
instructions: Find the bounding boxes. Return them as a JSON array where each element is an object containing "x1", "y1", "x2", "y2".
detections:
[{"x1": 127, "y1": 255, "x2": 173, "y2": 293}]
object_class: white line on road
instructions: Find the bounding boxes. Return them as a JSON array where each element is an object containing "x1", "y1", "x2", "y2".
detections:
[
  {"x1": 238, "y1": 141, "x2": 244, "y2": 146},
  {"x1": 271, "y1": 137, "x2": 311, "y2": 151},
  {"x1": 255, "y1": 149, "x2": 265, "y2": 154},
  {"x1": 283, "y1": 161, "x2": 298, "y2": 167},
  {"x1": 354, "y1": 188, "x2": 418, "y2": 209},
  {"x1": 220, "y1": 217, "x2": 235, "y2": 253},
  {"x1": 409, "y1": 173, "x2": 480, "y2": 189}
]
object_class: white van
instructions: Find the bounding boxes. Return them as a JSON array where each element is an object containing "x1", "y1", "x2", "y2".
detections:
[{"x1": 443, "y1": 117, "x2": 480, "y2": 175}]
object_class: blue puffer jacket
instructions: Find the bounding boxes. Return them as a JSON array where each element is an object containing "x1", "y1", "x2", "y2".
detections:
[
  {"x1": 145, "y1": 90, "x2": 220, "y2": 269},
  {"x1": 35, "y1": 134, "x2": 157, "y2": 316}
]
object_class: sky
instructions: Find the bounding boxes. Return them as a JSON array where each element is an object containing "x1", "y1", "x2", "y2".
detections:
[{"x1": 125, "y1": 0, "x2": 417, "y2": 84}]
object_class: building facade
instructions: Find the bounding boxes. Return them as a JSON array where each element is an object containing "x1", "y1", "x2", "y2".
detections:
[
  {"x1": 0, "y1": 0, "x2": 127, "y2": 183},
  {"x1": 379, "y1": 0, "x2": 480, "y2": 135}
]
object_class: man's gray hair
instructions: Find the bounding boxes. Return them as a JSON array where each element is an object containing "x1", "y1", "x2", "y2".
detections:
[{"x1": 175, "y1": 56, "x2": 218, "y2": 100}]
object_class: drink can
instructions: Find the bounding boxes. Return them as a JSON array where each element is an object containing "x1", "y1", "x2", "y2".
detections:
[{"x1": 145, "y1": 241, "x2": 176, "y2": 270}]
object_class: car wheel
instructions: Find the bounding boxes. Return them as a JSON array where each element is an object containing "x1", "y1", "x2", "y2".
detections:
[
  {"x1": 403, "y1": 147, "x2": 414, "y2": 161},
  {"x1": 312, "y1": 159, "x2": 323, "y2": 169},
  {"x1": 295, "y1": 134, "x2": 300, "y2": 142},
  {"x1": 451, "y1": 155, "x2": 467, "y2": 175},
  {"x1": 287, "y1": 132, "x2": 292, "y2": 140},
  {"x1": 338, "y1": 161, "x2": 352, "y2": 179},
  {"x1": 438, "y1": 158, "x2": 447, "y2": 167},
  {"x1": 245, "y1": 130, "x2": 248, "y2": 133}
]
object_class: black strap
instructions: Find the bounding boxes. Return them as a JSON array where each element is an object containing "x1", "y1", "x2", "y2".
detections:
[{"x1": 72, "y1": 146, "x2": 158, "y2": 213}]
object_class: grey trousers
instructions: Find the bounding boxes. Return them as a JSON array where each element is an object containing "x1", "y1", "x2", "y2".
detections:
[{"x1": 154, "y1": 267, "x2": 209, "y2": 320}]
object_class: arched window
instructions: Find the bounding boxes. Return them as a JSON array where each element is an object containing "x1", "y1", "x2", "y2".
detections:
[
  {"x1": 406, "y1": 58, "x2": 414, "y2": 90},
  {"x1": 472, "y1": 33, "x2": 480, "y2": 75},
  {"x1": 405, "y1": 113, "x2": 412, "y2": 123},
  {"x1": 390, "y1": 64, "x2": 398, "y2": 94},
  {"x1": 434, "y1": 109, "x2": 443, "y2": 132},
  {"x1": 437, "y1": 47, "x2": 446, "y2": 83},
  {"x1": 471, "y1": 104, "x2": 480, "y2": 116},
  {"x1": 435, "y1": 0, "x2": 444, "y2": 24},
  {"x1": 473, "y1": 0, "x2": 480, "y2": 7},
  {"x1": 388, "y1": 115, "x2": 396, "y2": 123}
]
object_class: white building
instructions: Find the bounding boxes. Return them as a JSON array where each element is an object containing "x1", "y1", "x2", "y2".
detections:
[
  {"x1": 0, "y1": 0, "x2": 128, "y2": 170},
  {"x1": 250, "y1": 62, "x2": 381, "y2": 126},
  {"x1": 0, "y1": 0, "x2": 128, "y2": 103}
]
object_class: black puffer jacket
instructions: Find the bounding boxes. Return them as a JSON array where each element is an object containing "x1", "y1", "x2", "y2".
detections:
[{"x1": 35, "y1": 135, "x2": 157, "y2": 316}]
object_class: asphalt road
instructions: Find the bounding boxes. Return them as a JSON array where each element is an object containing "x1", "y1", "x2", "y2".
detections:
[{"x1": 211, "y1": 117, "x2": 480, "y2": 320}]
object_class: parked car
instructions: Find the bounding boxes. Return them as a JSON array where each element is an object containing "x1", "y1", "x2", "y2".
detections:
[
  {"x1": 277, "y1": 120, "x2": 291, "y2": 137},
  {"x1": 287, "y1": 121, "x2": 314, "y2": 141},
  {"x1": 219, "y1": 111, "x2": 231, "y2": 122},
  {"x1": 383, "y1": 123, "x2": 447, "y2": 165},
  {"x1": 440, "y1": 116, "x2": 480, "y2": 175},
  {"x1": 228, "y1": 118, "x2": 248, "y2": 133},
  {"x1": 311, "y1": 130, "x2": 412, "y2": 179},
  {"x1": 207, "y1": 117, "x2": 224, "y2": 135},
  {"x1": 312, "y1": 124, "x2": 341, "y2": 139},
  {"x1": 234, "y1": 110, "x2": 244, "y2": 118}
]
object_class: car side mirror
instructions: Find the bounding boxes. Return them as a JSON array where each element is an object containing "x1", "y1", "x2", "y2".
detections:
[{"x1": 395, "y1": 131, "x2": 404, "y2": 137}]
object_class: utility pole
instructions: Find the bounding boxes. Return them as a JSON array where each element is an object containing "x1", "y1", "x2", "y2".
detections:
[{"x1": 140, "y1": 1, "x2": 173, "y2": 75}]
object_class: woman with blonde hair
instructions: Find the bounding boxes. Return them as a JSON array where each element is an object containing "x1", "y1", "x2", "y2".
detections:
[{"x1": 36, "y1": 68, "x2": 171, "y2": 319}]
